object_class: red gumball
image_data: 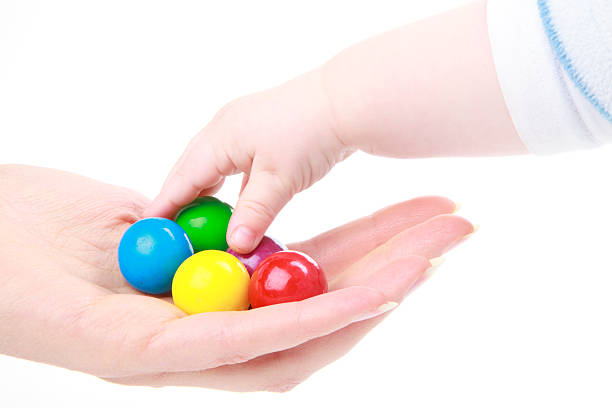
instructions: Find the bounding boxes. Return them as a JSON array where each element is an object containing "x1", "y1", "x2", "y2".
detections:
[{"x1": 249, "y1": 250, "x2": 328, "y2": 308}]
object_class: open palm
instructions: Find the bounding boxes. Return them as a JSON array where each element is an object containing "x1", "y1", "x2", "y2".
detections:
[{"x1": 0, "y1": 165, "x2": 472, "y2": 392}]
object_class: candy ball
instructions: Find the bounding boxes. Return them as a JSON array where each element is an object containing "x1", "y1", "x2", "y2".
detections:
[
  {"x1": 249, "y1": 250, "x2": 328, "y2": 308},
  {"x1": 175, "y1": 196, "x2": 233, "y2": 252},
  {"x1": 118, "y1": 217, "x2": 194, "y2": 294},
  {"x1": 172, "y1": 250, "x2": 250, "y2": 314},
  {"x1": 227, "y1": 236, "x2": 287, "y2": 276}
]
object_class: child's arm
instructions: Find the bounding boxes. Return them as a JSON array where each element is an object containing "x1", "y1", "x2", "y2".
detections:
[
  {"x1": 148, "y1": 0, "x2": 612, "y2": 253},
  {"x1": 322, "y1": 0, "x2": 525, "y2": 159},
  {"x1": 145, "y1": 1, "x2": 510, "y2": 253}
]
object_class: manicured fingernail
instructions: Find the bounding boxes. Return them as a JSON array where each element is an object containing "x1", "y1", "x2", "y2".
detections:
[
  {"x1": 425, "y1": 256, "x2": 446, "y2": 278},
  {"x1": 429, "y1": 256, "x2": 446, "y2": 268},
  {"x1": 453, "y1": 202, "x2": 463, "y2": 213},
  {"x1": 354, "y1": 301, "x2": 399, "y2": 323},
  {"x1": 377, "y1": 301, "x2": 398, "y2": 314},
  {"x1": 464, "y1": 224, "x2": 480, "y2": 238},
  {"x1": 229, "y1": 225, "x2": 256, "y2": 253},
  {"x1": 411, "y1": 258, "x2": 446, "y2": 292}
]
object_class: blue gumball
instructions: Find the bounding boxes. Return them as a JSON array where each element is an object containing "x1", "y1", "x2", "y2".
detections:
[{"x1": 118, "y1": 217, "x2": 194, "y2": 294}]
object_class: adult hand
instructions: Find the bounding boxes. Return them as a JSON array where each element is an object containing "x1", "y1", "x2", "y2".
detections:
[{"x1": 0, "y1": 165, "x2": 473, "y2": 391}]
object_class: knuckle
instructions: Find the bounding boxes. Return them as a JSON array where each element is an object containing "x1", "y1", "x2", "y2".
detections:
[
  {"x1": 292, "y1": 302, "x2": 319, "y2": 340},
  {"x1": 239, "y1": 172, "x2": 294, "y2": 224},
  {"x1": 211, "y1": 97, "x2": 246, "y2": 126},
  {"x1": 207, "y1": 319, "x2": 253, "y2": 368},
  {"x1": 213, "y1": 353, "x2": 252, "y2": 367},
  {"x1": 169, "y1": 167, "x2": 203, "y2": 197},
  {"x1": 239, "y1": 197, "x2": 278, "y2": 225},
  {"x1": 273, "y1": 172, "x2": 297, "y2": 197}
]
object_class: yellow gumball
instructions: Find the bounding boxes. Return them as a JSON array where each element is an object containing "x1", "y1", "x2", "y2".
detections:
[{"x1": 172, "y1": 250, "x2": 250, "y2": 314}]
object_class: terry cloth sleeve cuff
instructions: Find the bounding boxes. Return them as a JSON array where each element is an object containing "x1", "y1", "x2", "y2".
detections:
[{"x1": 487, "y1": 0, "x2": 612, "y2": 154}]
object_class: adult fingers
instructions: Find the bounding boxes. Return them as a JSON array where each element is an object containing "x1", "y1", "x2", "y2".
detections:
[
  {"x1": 107, "y1": 255, "x2": 431, "y2": 391},
  {"x1": 289, "y1": 196, "x2": 458, "y2": 279},
  {"x1": 113, "y1": 215, "x2": 474, "y2": 390},
  {"x1": 329, "y1": 213, "x2": 473, "y2": 286},
  {"x1": 131, "y1": 286, "x2": 393, "y2": 375}
]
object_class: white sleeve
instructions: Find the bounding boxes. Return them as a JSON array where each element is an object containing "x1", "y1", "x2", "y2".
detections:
[{"x1": 487, "y1": 0, "x2": 612, "y2": 154}]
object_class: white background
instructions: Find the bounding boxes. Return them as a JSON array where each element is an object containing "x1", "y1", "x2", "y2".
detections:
[{"x1": 1, "y1": 0, "x2": 612, "y2": 406}]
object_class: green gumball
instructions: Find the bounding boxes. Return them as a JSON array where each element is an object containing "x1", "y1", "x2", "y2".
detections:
[{"x1": 175, "y1": 196, "x2": 233, "y2": 252}]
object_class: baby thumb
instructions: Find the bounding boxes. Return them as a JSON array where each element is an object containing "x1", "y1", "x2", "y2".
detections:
[{"x1": 227, "y1": 171, "x2": 292, "y2": 254}]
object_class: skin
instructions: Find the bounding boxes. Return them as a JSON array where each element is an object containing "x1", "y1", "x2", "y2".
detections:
[
  {"x1": 144, "y1": 0, "x2": 525, "y2": 254},
  {"x1": 0, "y1": 165, "x2": 473, "y2": 392}
]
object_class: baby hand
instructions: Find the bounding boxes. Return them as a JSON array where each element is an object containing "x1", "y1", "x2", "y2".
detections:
[
  {"x1": 145, "y1": 69, "x2": 351, "y2": 253},
  {"x1": 145, "y1": 1, "x2": 522, "y2": 253}
]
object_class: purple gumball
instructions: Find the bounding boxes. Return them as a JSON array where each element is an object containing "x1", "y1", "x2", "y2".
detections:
[{"x1": 227, "y1": 236, "x2": 287, "y2": 276}]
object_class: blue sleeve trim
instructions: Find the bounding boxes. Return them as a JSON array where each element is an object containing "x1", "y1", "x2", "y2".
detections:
[{"x1": 537, "y1": 0, "x2": 612, "y2": 125}]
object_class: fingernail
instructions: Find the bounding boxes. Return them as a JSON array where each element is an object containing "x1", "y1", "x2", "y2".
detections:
[
  {"x1": 377, "y1": 301, "x2": 398, "y2": 314},
  {"x1": 453, "y1": 202, "x2": 463, "y2": 213},
  {"x1": 411, "y1": 258, "x2": 446, "y2": 292},
  {"x1": 424, "y1": 256, "x2": 446, "y2": 279},
  {"x1": 463, "y1": 223, "x2": 480, "y2": 239},
  {"x1": 428, "y1": 256, "x2": 446, "y2": 268},
  {"x1": 229, "y1": 225, "x2": 256, "y2": 253},
  {"x1": 353, "y1": 301, "x2": 399, "y2": 323}
]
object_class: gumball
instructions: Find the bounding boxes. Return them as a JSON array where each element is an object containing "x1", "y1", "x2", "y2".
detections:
[
  {"x1": 118, "y1": 218, "x2": 194, "y2": 294},
  {"x1": 227, "y1": 236, "x2": 287, "y2": 276},
  {"x1": 172, "y1": 250, "x2": 250, "y2": 314},
  {"x1": 175, "y1": 196, "x2": 233, "y2": 252},
  {"x1": 249, "y1": 250, "x2": 328, "y2": 308}
]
